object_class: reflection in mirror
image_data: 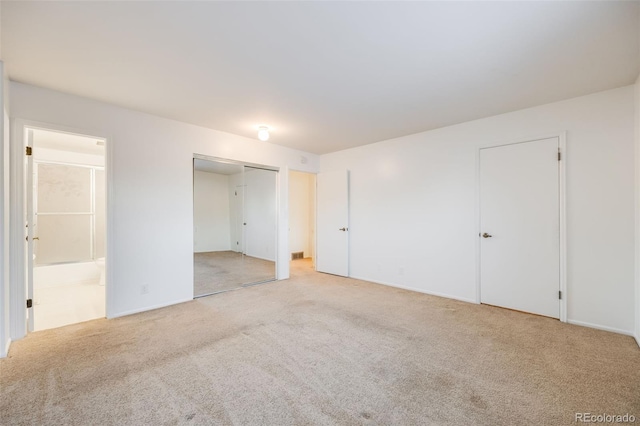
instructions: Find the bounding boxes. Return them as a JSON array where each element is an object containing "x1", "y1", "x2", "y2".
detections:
[
  {"x1": 242, "y1": 166, "x2": 277, "y2": 284},
  {"x1": 193, "y1": 159, "x2": 277, "y2": 297}
]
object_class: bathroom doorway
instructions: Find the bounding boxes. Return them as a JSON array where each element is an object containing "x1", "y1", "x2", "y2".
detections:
[
  {"x1": 289, "y1": 171, "x2": 316, "y2": 274},
  {"x1": 26, "y1": 128, "x2": 107, "y2": 331}
]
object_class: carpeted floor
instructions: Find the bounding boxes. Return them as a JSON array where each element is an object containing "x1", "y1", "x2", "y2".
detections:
[
  {"x1": 1, "y1": 259, "x2": 639, "y2": 425},
  {"x1": 194, "y1": 251, "x2": 275, "y2": 296}
]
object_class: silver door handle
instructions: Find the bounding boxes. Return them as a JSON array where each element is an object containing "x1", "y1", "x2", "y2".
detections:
[
  {"x1": 339, "y1": 227, "x2": 348, "y2": 231},
  {"x1": 482, "y1": 233, "x2": 492, "y2": 238}
]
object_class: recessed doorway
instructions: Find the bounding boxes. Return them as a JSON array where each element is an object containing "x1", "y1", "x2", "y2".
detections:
[
  {"x1": 289, "y1": 170, "x2": 316, "y2": 273},
  {"x1": 26, "y1": 128, "x2": 107, "y2": 331}
]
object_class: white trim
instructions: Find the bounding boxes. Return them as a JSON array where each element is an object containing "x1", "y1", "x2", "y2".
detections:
[
  {"x1": 0, "y1": 61, "x2": 8, "y2": 359},
  {"x1": 276, "y1": 165, "x2": 291, "y2": 281},
  {"x1": 635, "y1": 76, "x2": 640, "y2": 351},
  {"x1": 108, "y1": 298, "x2": 193, "y2": 319},
  {"x1": 349, "y1": 274, "x2": 477, "y2": 304},
  {"x1": 1, "y1": 338, "x2": 10, "y2": 358},
  {"x1": 9, "y1": 119, "x2": 26, "y2": 340},
  {"x1": 26, "y1": 129, "x2": 33, "y2": 332},
  {"x1": 193, "y1": 153, "x2": 279, "y2": 172},
  {"x1": 10, "y1": 119, "x2": 113, "y2": 339},
  {"x1": 475, "y1": 132, "x2": 568, "y2": 322},
  {"x1": 567, "y1": 319, "x2": 635, "y2": 337},
  {"x1": 475, "y1": 149, "x2": 481, "y2": 304},
  {"x1": 346, "y1": 170, "x2": 351, "y2": 278},
  {"x1": 558, "y1": 133, "x2": 567, "y2": 322},
  {"x1": 275, "y1": 166, "x2": 283, "y2": 280}
]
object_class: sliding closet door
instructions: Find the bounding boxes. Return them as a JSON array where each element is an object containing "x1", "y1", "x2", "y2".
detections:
[
  {"x1": 242, "y1": 166, "x2": 277, "y2": 285},
  {"x1": 193, "y1": 159, "x2": 244, "y2": 296},
  {"x1": 193, "y1": 159, "x2": 278, "y2": 297}
]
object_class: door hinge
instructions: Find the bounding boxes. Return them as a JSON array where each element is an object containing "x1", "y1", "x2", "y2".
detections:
[
  {"x1": 26, "y1": 299, "x2": 33, "y2": 308},
  {"x1": 26, "y1": 146, "x2": 32, "y2": 156},
  {"x1": 557, "y1": 150, "x2": 561, "y2": 161},
  {"x1": 558, "y1": 291, "x2": 562, "y2": 300}
]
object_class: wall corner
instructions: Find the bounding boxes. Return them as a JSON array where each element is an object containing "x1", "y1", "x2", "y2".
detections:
[{"x1": 635, "y1": 72, "x2": 640, "y2": 348}]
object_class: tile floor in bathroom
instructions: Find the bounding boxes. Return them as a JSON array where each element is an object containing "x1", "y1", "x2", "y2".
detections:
[{"x1": 33, "y1": 280, "x2": 105, "y2": 331}]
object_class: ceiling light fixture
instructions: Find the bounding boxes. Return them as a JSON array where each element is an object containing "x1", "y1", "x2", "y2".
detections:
[{"x1": 257, "y1": 126, "x2": 270, "y2": 142}]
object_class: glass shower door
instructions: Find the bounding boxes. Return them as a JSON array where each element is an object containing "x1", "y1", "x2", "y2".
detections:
[{"x1": 35, "y1": 163, "x2": 94, "y2": 265}]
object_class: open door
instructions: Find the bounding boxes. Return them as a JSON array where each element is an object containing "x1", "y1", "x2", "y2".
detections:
[
  {"x1": 316, "y1": 170, "x2": 349, "y2": 276},
  {"x1": 25, "y1": 130, "x2": 34, "y2": 332}
]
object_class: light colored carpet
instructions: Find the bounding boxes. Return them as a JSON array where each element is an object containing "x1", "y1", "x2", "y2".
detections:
[
  {"x1": 194, "y1": 251, "x2": 275, "y2": 296},
  {"x1": 1, "y1": 259, "x2": 639, "y2": 425}
]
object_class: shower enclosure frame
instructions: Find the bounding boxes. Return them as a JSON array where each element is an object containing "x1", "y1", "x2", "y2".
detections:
[{"x1": 32, "y1": 159, "x2": 105, "y2": 266}]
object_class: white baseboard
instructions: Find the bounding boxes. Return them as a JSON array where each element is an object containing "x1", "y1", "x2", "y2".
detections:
[
  {"x1": 635, "y1": 333, "x2": 640, "y2": 349},
  {"x1": 1, "y1": 338, "x2": 11, "y2": 358},
  {"x1": 567, "y1": 319, "x2": 634, "y2": 337},
  {"x1": 107, "y1": 297, "x2": 193, "y2": 319},
  {"x1": 349, "y1": 275, "x2": 477, "y2": 304},
  {"x1": 245, "y1": 253, "x2": 276, "y2": 263}
]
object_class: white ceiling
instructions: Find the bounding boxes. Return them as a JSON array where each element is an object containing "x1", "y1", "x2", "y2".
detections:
[
  {"x1": 32, "y1": 128, "x2": 105, "y2": 156},
  {"x1": 3, "y1": 1, "x2": 639, "y2": 154},
  {"x1": 194, "y1": 158, "x2": 243, "y2": 175}
]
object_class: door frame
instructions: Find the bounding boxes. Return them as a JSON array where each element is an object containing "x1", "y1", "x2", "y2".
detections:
[
  {"x1": 287, "y1": 169, "x2": 318, "y2": 268},
  {"x1": 10, "y1": 119, "x2": 113, "y2": 339},
  {"x1": 475, "y1": 132, "x2": 567, "y2": 322}
]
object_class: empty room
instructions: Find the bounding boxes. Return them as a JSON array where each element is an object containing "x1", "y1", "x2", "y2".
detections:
[{"x1": 0, "y1": 1, "x2": 639, "y2": 425}]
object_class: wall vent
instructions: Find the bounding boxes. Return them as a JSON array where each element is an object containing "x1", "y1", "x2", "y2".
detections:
[{"x1": 291, "y1": 252, "x2": 304, "y2": 260}]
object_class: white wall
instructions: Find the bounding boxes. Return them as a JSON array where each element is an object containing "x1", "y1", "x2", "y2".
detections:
[
  {"x1": 193, "y1": 171, "x2": 231, "y2": 253},
  {"x1": 321, "y1": 86, "x2": 636, "y2": 335},
  {"x1": 244, "y1": 168, "x2": 277, "y2": 262},
  {"x1": 33, "y1": 147, "x2": 104, "y2": 167},
  {"x1": 635, "y1": 74, "x2": 640, "y2": 346},
  {"x1": 308, "y1": 173, "x2": 316, "y2": 261},
  {"x1": 9, "y1": 82, "x2": 319, "y2": 326},
  {"x1": 289, "y1": 170, "x2": 315, "y2": 258},
  {"x1": 0, "y1": 62, "x2": 10, "y2": 357}
]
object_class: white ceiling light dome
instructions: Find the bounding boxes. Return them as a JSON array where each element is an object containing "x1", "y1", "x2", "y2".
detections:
[{"x1": 257, "y1": 126, "x2": 270, "y2": 142}]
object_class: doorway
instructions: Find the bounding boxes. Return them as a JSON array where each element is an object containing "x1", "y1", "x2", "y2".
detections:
[
  {"x1": 289, "y1": 171, "x2": 316, "y2": 273},
  {"x1": 26, "y1": 128, "x2": 107, "y2": 331},
  {"x1": 193, "y1": 157, "x2": 278, "y2": 297},
  {"x1": 478, "y1": 136, "x2": 565, "y2": 319}
]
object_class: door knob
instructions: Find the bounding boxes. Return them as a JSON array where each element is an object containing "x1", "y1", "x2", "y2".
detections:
[
  {"x1": 482, "y1": 233, "x2": 492, "y2": 238},
  {"x1": 338, "y1": 227, "x2": 348, "y2": 231}
]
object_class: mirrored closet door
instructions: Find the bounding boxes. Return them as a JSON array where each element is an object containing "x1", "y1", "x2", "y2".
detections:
[{"x1": 193, "y1": 158, "x2": 277, "y2": 297}]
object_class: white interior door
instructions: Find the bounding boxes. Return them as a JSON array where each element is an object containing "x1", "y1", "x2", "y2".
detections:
[
  {"x1": 480, "y1": 137, "x2": 560, "y2": 318},
  {"x1": 316, "y1": 170, "x2": 349, "y2": 276},
  {"x1": 26, "y1": 131, "x2": 34, "y2": 332}
]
